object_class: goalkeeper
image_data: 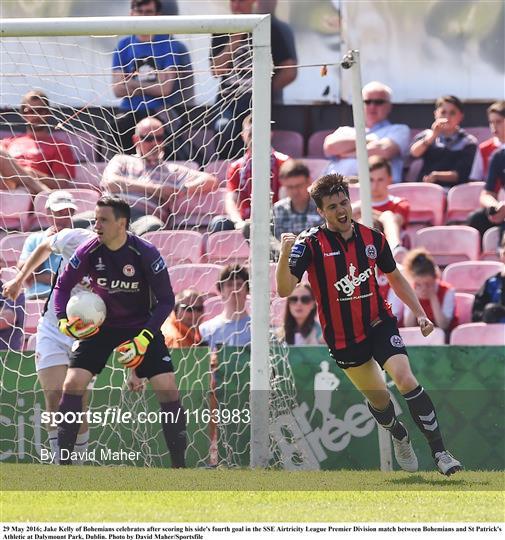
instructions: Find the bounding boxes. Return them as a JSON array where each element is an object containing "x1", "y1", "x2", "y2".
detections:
[{"x1": 53, "y1": 195, "x2": 186, "y2": 467}]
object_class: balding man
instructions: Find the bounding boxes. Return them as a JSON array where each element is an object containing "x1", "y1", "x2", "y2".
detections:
[
  {"x1": 101, "y1": 117, "x2": 217, "y2": 234},
  {"x1": 323, "y1": 81, "x2": 410, "y2": 183}
]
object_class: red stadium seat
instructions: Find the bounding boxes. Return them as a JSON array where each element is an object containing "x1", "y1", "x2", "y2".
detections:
[
  {"x1": 442, "y1": 261, "x2": 503, "y2": 294},
  {"x1": 172, "y1": 188, "x2": 226, "y2": 228},
  {"x1": 272, "y1": 130, "x2": 304, "y2": 158},
  {"x1": 0, "y1": 232, "x2": 31, "y2": 267},
  {"x1": 450, "y1": 323, "x2": 505, "y2": 346},
  {"x1": 481, "y1": 227, "x2": 501, "y2": 261},
  {"x1": 302, "y1": 158, "x2": 330, "y2": 181},
  {"x1": 0, "y1": 190, "x2": 33, "y2": 232},
  {"x1": 389, "y1": 183, "x2": 446, "y2": 226},
  {"x1": 168, "y1": 263, "x2": 222, "y2": 296},
  {"x1": 446, "y1": 182, "x2": 485, "y2": 224},
  {"x1": 203, "y1": 230, "x2": 250, "y2": 265},
  {"x1": 415, "y1": 226, "x2": 480, "y2": 266},
  {"x1": 143, "y1": 230, "x2": 203, "y2": 265},
  {"x1": 399, "y1": 327, "x2": 446, "y2": 345},
  {"x1": 455, "y1": 292, "x2": 475, "y2": 325},
  {"x1": 24, "y1": 299, "x2": 45, "y2": 334},
  {"x1": 307, "y1": 130, "x2": 332, "y2": 158}
]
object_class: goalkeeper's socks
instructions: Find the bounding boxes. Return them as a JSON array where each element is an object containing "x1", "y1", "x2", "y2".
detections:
[
  {"x1": 160, "y1": 400, "x2": 187, "y2": 468},
  {"x1": 57, "y1": 393, "x2": 83, "y2": 465},
  {"x1": 368, "y1": 400, "x2": 408, "y2": 440},
  {"x1": 403, "y1": 385, "x2": 445, "y2": 457},
  {"x1": 74, "y1": 430, "x2": 90, "y2": 464}
]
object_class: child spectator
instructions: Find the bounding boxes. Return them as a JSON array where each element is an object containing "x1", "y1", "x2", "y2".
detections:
[{"x1": 162, "y1": 289, "x2": 204, "y2": 348}]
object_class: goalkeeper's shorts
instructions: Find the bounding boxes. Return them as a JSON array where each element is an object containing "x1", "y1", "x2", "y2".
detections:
[
  {"x1": 69, "y1": 327, "x2": 174, "y2": 378},
  {"x1": 329, "y1": 317, "x2": 407, "y2": 370}
]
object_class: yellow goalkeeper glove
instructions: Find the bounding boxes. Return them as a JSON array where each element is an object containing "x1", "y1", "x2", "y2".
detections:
[
  {"x1": 58, "y1": 317, "x2": 99, "y2": 339},
  {"x1": 115, "y1": 329, "x2": 154, "y2": 369}
]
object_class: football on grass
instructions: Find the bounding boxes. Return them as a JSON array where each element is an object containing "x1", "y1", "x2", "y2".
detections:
[{"x1": 66, "y1": 291, "x2": 106, "y2": 326}]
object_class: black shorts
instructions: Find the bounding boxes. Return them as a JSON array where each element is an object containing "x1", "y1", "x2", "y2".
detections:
[
  {"x1": 329, "y1": 317, "x2": 407, "y2": 370},
  {"x1": 69, "y1": 327, "x2": 174, "y2": 379}
]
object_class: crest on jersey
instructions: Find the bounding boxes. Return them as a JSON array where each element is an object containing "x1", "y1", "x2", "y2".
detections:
[
  {"x1": 390, "y1": 335, "x2": 405, "y2": 348},
  {"x1": 151, "y1": 256, "x2": 167, "y2": 274},
  {"x1": 123, "y1": 264, "x2": 135, "y2": 277},
  {"x1": 288, "y1": 243, "x2": 305, "y2": 268},
  {"x1": 365, "y1": 244, "x2": 377, "y2": 259}
]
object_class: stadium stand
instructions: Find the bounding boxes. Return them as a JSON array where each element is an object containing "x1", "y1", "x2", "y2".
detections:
[
  {"x1": 23, "y1": 299, "x2": 45, "y2": 334},
  {"x1": 481, "y1": 227, "x2": 501, "y2": 261},
  {"x1": 203, "y1": 230, "x2": 250, "y2": 264},
  {"x1": 142, "y1": 230, "x2": 203, "y2": 265},
  {"x1": 399, "y1": 326, "x2": 446, "y2": 346},
  {"x1": 441, "y1": 261, "x2": 503, "y2": 294},
  {"x1": 450, "y1": 323, "x2": 505, "y2": 346},
  {"x1": 0, "y1": 190, "x2": 33, "y2": 232},
  {"x1": 454, "y1": 292, "x2": 475, "y2": 325},
  {"x1": 0, "y1": 232, "x2": 31, "y2": 267},
  {"x1": 168, "y1": 263, "x2": 222, "y2": 296},
  {"x1": 301, "y1": 158, "x2": 330, "y2": 181},
  {"x1": 446, "y1": 182, "x2": 485, "y2": 224},
  {"x1": 389, "y1": 183, "x2": 445, "y2": 226},
  {"x1": 272, "y1": 130, "x2": 304, "y2": 158},
  {"x1": 307, "y1": 129, "x2": 332, "y2": 158}
]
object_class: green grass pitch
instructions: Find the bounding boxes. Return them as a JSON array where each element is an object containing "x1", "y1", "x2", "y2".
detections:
[{"x1": 1, "y1": 464, "x2": 504, "y2": 522}]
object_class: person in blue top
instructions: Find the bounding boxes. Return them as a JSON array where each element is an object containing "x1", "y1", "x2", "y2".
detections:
[
  {"x1": 53, "y1": 195, "x2": 186, "y2": 467},
  {"x1": 111, "y1": 0, "x2": 193, "y2": 155}
]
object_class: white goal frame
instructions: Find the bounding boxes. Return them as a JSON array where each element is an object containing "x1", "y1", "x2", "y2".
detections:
[{"x1": 1, "y1": 14, "x2": 272, "y2": 468}]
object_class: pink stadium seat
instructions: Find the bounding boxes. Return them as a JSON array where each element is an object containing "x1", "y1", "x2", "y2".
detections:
[
  {"x1": 54, "y1": 131, "x2": 97, "y2": 163},
  {"x1": 24, "y1": 299, "x2": 44, "y2": 334},
  {"x1": 442, "y1": 261, "x2": 503, "y2": 294},
  {"x1": 414, "y1": 226, "x2": 480, "y2": 266},
  {"x1": 32, "y1": 188, "x2": 100, "y2": 229},
  {"x1": 465, "y1": 127, "x2": 490, "y2": 145},
  {"x1": 272, "y1": 130, "x2": 304, "y2": 158},
  {"x1": 143, "y1": 230, "x2": 203, "y2": 265},
  {"x1": 74, "y1": 162, "x2": 106, "y2": 189},
  {"x1": 446, "y1": 182, "x2": 485, "y2": 224},
  {"x1": 0, "y1": 232, "x2": 31, "y2": 267},
  {"x1": 24, "y1": 333, "x2": 37, "y2": 351},
  {"x1": 450, "y1": 323, "x2": 505, "y2": 346},
  {"x1": 203, "y1": 230, "x2": 250, "y2": 265},
  {"x1": 455, "y1": 292, "x2": 474, "y2": 325},
  {"x1": 0, "y1": 190, "x2": 33, "y2": 232},
  {"x1": 481, "y1": 227, "x2": 501, "y2": 261},
  {"x1": 307, "y1": 130, "x2": 332, "y2": 158},
  {"x1": 204, "y1": 159, "x2": 231, "y2": 187},
  {"x1": 172, "y1": 188, "x2": 226, "y2": 228},
  {"x1": 399, "y1": 327, "x2": 446, "y2": 346},
  {"x1": 168, "y1": 263, "x2": 222, "y2": 296},
  {"x1": 389, "y1": 183, "x2": 445, "y2": 225},
  {"x1": 302, "y1": 158, "x2": 330, "y2": 181},
  {"x1": 202, "y1": 296, "x2": 224, "y2": 322}
]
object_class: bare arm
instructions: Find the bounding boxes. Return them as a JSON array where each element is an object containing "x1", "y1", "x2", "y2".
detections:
[
  {"x1": 276, "y1": 233, "x2": 300, "y2": 298},
  {"x1": 367, "y1": 138, "x2": 401, "y2": 160},
  {"x1": 272, "y1": 59, "x2": 297, "y2": 93},
  {"x1": 323, "y1": 131, "x2": 357, "y2": 158},
  {"x1": 423, "y1": 170, "x2": 459, "y2": 185},
  {"x1": 112, "y1": 68, "x2": 176, "y2": 99},
  {"x1": 182, "y1": 171, "x2": 218, "y2": 195},
  {"x1": 102, "y1": 174, "x2": 164, "y2": 199}
]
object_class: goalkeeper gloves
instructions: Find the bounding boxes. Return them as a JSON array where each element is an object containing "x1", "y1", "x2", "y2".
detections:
[
  {"x1": 58, "y1": 317, "x2": 99, "y2": 339},
  {"x1": 115, "y1": 329, "x2": 154, "y2": 369}
]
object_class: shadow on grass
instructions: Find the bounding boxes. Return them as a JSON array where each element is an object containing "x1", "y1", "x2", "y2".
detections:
[{"x1": 386, "y1": 474, "x2": 489, "y2": 488}]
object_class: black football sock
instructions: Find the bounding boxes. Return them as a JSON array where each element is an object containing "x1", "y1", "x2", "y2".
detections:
[
  {"x1": 368, "y1": 400, "x2": 408, "y2": 440},
  {"x1": 403, "y1": 385, "x2": 445, "y2": 457},
  {"x1": 57, "y1": 393, "x2": 83, "y2": 464},
  {"x1": 160, "y1": 401, "x2": 187, "y2": 468}
]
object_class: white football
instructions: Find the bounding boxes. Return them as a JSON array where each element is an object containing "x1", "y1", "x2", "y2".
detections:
[{"x1": 66, "y1": 291, "x2": 106, "y2": 326}]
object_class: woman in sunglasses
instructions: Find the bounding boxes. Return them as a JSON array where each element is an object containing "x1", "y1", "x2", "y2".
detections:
[{"x1": 278, "y1": 283, "x2": 324, "y2": 345}]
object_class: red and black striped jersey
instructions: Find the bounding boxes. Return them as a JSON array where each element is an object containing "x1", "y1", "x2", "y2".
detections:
[{"x1": 288, "y1": 221, "x2": 396, "y2": 350}]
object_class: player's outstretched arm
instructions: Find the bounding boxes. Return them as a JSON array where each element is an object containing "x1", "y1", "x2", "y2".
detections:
[
  {"x1": 386, "y1": 267, "x2": 434, "y2": 337},
  {"x1": 276, "y1": 233, "x2": 300, "y2": 298}
]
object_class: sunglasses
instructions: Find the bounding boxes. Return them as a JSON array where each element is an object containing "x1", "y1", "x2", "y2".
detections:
[
  {"x1": 140, "y1": 134, "x2": 164, "y2": 142},
  {"x1": 178, "y1": 303, "x2": 204, "y2": 313},
  {"x1": 364, "y1": 99, "x2": 388, "y2": 106},
  {"x1": 22, "y1": 105, "x2": 48, "y2": 115},
  {"x1": 288, "y1": 295, "x2": 313, "y2": 305}
]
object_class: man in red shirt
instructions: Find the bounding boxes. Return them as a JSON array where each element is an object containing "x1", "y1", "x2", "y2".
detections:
[
  {"x1": 0, "y1": 90, "x2": 76, "y2": 194},
  {"x1": 276, "y1": 173, "x2": 462, "y2": 476}
]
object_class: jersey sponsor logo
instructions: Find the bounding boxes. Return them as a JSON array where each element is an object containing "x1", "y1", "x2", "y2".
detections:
[
  {"x1": 324, "y1": 250, "x2": 341, "y2": 257},
  {"x1": 96, "y1": 277, "x2": 139, "y2": 291},
  {"x1": 95, "y1": 257, "x2": 106, "y2": 271},
  {"x1": 365, "y1": 244, "x2": 377, "y2": 259},
  {"x1": 123, "y1": 264, "x2": 135, "y2": 277},
  {"x1": 151, "y1": 256, "x2": 166, "y2": 275},
  {"x1": 334, "y1": 263, "x2": 373, "y2": 297},
  {"x1": 69, "y1": 254, "x2": 81, "y2": 269},
  {"x1": 390, "y1": 335, "x2": 405, "y2": 348}
]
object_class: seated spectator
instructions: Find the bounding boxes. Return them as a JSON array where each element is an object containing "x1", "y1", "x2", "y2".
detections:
[
  {"x1": 277, "y1": 282, "x2": 324, "y2": 345},
  {"x1": 0, "y1": 89, "x2": 75, "y2": 194},
  {"x1": 111, "y1": 0, "x2": 193, "y2": 155},
  {"x1": 323, "y1": 81, "x2": 410, "y2": 183},
  {"x1": 199, "y1": 264, "x2": 251, "y2": 350},
  {"x1": 209, "y1": 114, "x2": 289, "y2": 234},
  {"x1": 472, "y1": 233, "x2": 505, "y2": 323},
  {"x1": 161, "y1": 289, "x2": 204, "y2": 348},
  {"x1": 273, "y1": 160, "x2": 323, "y2": 241},
  {"x1": 0, "y1": 285, "x2": 25, "y2": 351},
  {"x1": 410, "y1": 95, "x2": 477, "y2": 188},
  {"x1": 401, "y1": 248, "x2": 457, "y2": 333},
  {"x1": 469, "y1": 100, "x2": 505, "y2": 181},
  {"x1": 352, "y1": 156, "x2": 410, "y2": 260},
  {"x1": 101, "y1": 117, "x2": 217, "y2": 235},
  {"x1": 467, "y1": 145, "x2": 505, "y2": 240},
  {"x1": 18, "y1": 190, "x2": 77, "y2": 299}
]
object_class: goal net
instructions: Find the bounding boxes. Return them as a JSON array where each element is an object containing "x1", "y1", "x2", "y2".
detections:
[{"x1": 0, "y1": 15, "x2": 315, "y2": 470}]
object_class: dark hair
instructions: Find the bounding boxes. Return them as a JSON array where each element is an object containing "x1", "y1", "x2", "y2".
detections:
[
  {"x1": 435, "y1": 95, "x2": 464, "y2": 113},
  {"x1": 279, "y1": 159, "x2": 310, "y2": 181},
  {"x1": 21, "y1": 89, "x2": 50, "y2": 108},
  {"x1": 96, "y1": 196, "x2": 131, "y2": 227},
  {"x1": 368, "y1": 155, "x2": 392, "y2": 176},
  {"x1": 403, "y1": 248, "x2": 437, "y2": 277},
  {"x1": 487, "y1": 100, "x2": 505, "y2": 118},
  {"x1": 217, "y1": 264, "x2": 249, "y2": 293},
  {"x1": 131, "y1": 0, "x2": 161, "y2": 12},
  {"x1": 310, "y1": 173, "x2": 349, "y2": 209},
  {"x1": 281, "y1": 283, "x2": 317, "y2": 345}
]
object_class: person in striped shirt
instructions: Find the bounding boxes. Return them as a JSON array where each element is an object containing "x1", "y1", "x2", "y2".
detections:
[{"x1": 276, "y1": 173, "x2": 462, "y2": 476}]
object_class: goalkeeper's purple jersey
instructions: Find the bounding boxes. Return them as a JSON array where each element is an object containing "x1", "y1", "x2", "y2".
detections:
[{"x1": 54, "y1": 233, "x2": 174, "y2": 333}]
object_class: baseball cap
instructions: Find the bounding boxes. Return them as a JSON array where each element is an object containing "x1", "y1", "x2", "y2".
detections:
[{"x1": 45, "y1": 190, "x2": 77, "y2": 212}]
